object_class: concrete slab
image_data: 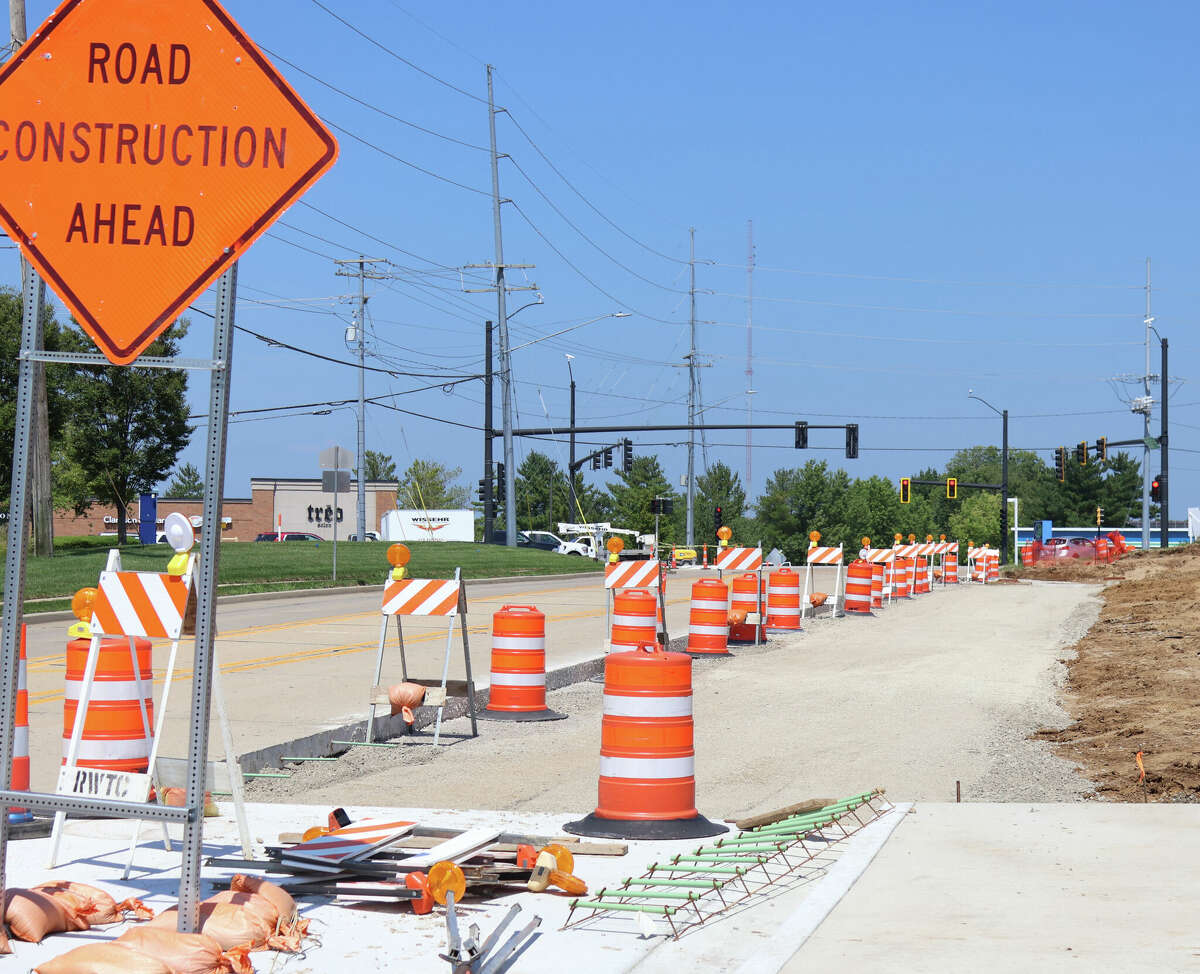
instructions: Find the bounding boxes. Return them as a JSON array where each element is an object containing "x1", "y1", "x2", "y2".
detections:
[
  {"x1": 791, "y1": 802, "x2": 1200, "y2": 973},
  {"x1": 1, "y1": 798, "x2": 898, "y2": 973}
]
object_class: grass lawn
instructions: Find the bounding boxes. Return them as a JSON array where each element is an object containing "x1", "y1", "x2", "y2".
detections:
[{"x1": 2, "y1": 537, "x2": 601, "y2": 613}]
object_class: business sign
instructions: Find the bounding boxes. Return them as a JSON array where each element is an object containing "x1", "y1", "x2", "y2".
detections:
[
  {"x1": 0, "y1": 0, "x2": 338, "y2": 363},
  {"x1": 382, "y1": 509, "x2": 474, "y2": 543},
  {"x1": 57, "y1": 765, "x2": 151, "y2": 803}
]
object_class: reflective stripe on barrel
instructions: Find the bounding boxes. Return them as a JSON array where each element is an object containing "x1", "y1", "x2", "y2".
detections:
[
  {"x1": 765, "y1": 567, "x2": 801, "y2": 631},
  {"x1": 611, "y1": 589, "x2": 658, "y2": 650},
  {"x1": 63, "y1": 637, "x2": 153, "y2": 774},
  {"x1": 595, "y1": 647, "x2": 698, "y2": 822},
  {"x1": 488, "y1": 605, "x2": 550, "y2": 713},
  {"x1": 945, "y1": 551, "x2": 959, "y2": 583},
  {"x1": 844, "y1": 560, "x2": 873, "y2": 614},
  {"x1": 870, "y1": 562, "x2": 884, "y2": 608},
  {"x1": 686, "y1": 579, "x2": 730, "y2": 655},
  {"x1": 729, "y1": 572, "x2": 765, "y2": 642},
  {"x1": 987, "y1": 552, "x2": 999, "y2": 582}
]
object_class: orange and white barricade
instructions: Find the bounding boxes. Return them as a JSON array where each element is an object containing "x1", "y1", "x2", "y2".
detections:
[
  {"x1": 933, "y1": 541, "x2": 957, "y2": 585},
  {"x1": 801, "y1": 544, "x2": 844, "y2": 618},
  {"x1": 967, "y1": 546, "x2": 987, "y2": 582},
  {"x1": 893, "y1": 544, "x2": 919, "y2": 595},
  {"x1": 55, "y1": 544, "x2": 252, "y2": 875},
  {"x1": 605, "y1": 560, "x2": 665, "y2": 651},
  {"x1": 369, "y1": 568, "x2": 477, "y2": 746},
  {"x1": 863, "y1": 548, "x2": 893, "y2": 605},
  {"x1": 715, "y1": 548, "x2": 765, "y2": 640}
]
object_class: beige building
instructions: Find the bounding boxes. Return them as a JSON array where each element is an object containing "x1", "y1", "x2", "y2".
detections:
[{"x1": 52, "y1": 477, "x2": 399, "y2": 540}]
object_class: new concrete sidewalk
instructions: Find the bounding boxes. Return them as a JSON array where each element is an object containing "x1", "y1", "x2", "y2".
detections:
[{"x1": 789, "y1": 802, "x2": 1200, "y2": 972}]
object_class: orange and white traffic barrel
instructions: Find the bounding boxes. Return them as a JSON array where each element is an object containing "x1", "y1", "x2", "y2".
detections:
[
  {"x1": 1021, "y1": 545, "x2": 1034, "y2": 567},
  {"x1": 9, "y1": 625, "x2": 30, "y2": 824},
  {"x1": 63, "y1": 637, "x2": 154, "y2": 773},
  {"x1": 944, "y1": 550, "x2": 959, "y2": 583},
  {"x1": 481, "y1": 605, "x2": 565, "y2": 722},
  {"x1": 894, "y1": 557, "x2": 912, "y2": 598},
  {"x1": 765, "y1": 567, "x2": 802, "y2": 632},
  {"x1": 844, "y1": 560, "x2": 873, "y2": 614},
  {"x1": 728, "y1": 572, "x2": 766, "y2": 643},
  {"x1": 686, "y1": 579, "x2": 731, "y2": 656},
  {"x1": 611, "y1": 589, "x2": 659, "y2": 651},
  {"x1": 1095, "y1": 537, "x2": 1109, "y2": 563},
  {"x1": 563, "y1": 645, "x2": 725, "y2": 840},
  {"x1": 870, "y1": 563, "x2": 884, "y2": 608},
  {"x1": 987, "y1": 552, "x2": 999, "y2": 582},
  {"x1": 914, "y1": 557, "x2": 931, "y2": 595}
]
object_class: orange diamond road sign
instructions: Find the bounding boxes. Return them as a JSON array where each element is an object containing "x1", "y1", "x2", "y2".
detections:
[{"x1": 0, "y1": 0, "x2": 337, "y2": 364}]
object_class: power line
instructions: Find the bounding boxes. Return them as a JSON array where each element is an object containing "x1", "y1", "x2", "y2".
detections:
[
  {"x1": 260, "y1": 44, "x2": 489, "y2": 152},
  {"x1": 299, "y1": 201, "x2": 459, "y2": 271},
  {"x1": 704, "y1": 263, "x2": 1144, "y2": 290},
  {"x1": 307, "y1": 0, "x2": 487, "y2": 104},
  {"x1": 325, "y1": 120, "x2": 490, "y2": 196},
  {"x1": 705, "y1": 290, "x2": 1137, "y2": 319}
]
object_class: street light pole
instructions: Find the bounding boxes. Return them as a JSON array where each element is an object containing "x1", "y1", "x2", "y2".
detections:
[
  {"x1": 969, "y1": 392, "x2": 1009, "y2": 566},
  {"x1": 566, "y1": 354, "x2": 576, "y2": 522}
]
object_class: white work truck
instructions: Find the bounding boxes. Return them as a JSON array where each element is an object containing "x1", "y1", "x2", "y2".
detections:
[{"x1": 556, "y1": 523, "x2": 658, "y2": 560}]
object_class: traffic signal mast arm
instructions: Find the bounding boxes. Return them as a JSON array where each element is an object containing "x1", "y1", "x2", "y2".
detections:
[
  {"x1": 571, "y1": 441, "x2": 627, "y2": 473},
  {"x1": 498, "y1": 422, "x2": 852, "y2": 436},
  {"x1": 907, "y1": 478, "x2": 1002, "y2": 490}
]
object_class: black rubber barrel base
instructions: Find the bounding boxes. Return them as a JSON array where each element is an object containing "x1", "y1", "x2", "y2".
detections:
[
  {"x1": 686, "y1": 650, "x2": 733, "y2": 659},
  {"x1": 8, "y1": 815, "x2": 53, "y2": 839},
  {"x1": 479, "y1": 708, "x2": 567, "y2": 722},
  {"x1": 562, "y1": 811, "x2": 727, "y2": 840}
]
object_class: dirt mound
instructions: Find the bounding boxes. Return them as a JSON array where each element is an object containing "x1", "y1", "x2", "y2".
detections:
[
  {"x1": 1032, "y1": 545, "x2": 1200, "y2": 802},
  {"x1": 1017, "y1": 557, "x2": 1128, "y2": 584}
]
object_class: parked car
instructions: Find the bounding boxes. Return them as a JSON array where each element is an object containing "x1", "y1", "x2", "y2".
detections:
[
  {"x1": 255, "y1": 532, "x2": 322, "y2": 542},
  {"x1": 1065, "y1": 537, "x2": 1096, "y2": 559},
  {"x1": 348, "y1": 532, "x2": 381, "y2": 542},
  {"x1": 521, "y1": 531, "x2": 566, "y2": 552}
]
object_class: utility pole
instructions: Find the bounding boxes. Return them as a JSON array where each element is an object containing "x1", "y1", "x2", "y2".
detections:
[
  {"x1": 1000, "y1": 409, "x2": 1008, "y2": 566},
  {"x1": 487, "y1": 65, "x2": 516, "y2": 547},
  {"x1": 9, "y1": 1, "x2": 51, "y2": 558},
  {"x1": 686, "y1": 228, "x2": 696, "y2": 546},
  {"x1": 745, "y1": 219, "x2": 754, "y2": 499},
  {"x1": 334, "y1": 257, "x2": 386, "y2": 541},
  {"x1": 1142, "y1": 257, "x2": 1151, "y2": 550},
  {"x1": 567, "y1": 355, "x2": 576, "y2": 522},
  {"x1": 483, "y1": 320, "x2": 494, "y2": 543},
  {"x1": 1160, "y1": 336, "x2": 1169, "y2": 548}
]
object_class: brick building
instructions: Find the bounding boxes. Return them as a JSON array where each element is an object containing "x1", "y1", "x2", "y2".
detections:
[{"x1": 52, "y1": 477, "x2": 400, "y2": 541}]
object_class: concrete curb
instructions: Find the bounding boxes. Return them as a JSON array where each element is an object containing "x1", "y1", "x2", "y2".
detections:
[{"x1": 21, "y1": 569, "x2": 604, "y2": 624}]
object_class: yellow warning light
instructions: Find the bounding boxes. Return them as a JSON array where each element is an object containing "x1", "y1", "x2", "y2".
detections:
[
  {"x1": 861, "y1": 536, "x2": 871, "y2": 548},
  {"x1": 71, "y1": 587, "x2": 97, "y2": 622},
  {"x1": 387, "y1": 543, "x2": 411, "y2": 567},
  {"x1": 717, "y1": 526, "x2": 733, "y2": 542},
  {"x1": 606, "y1": 536, "x2": 625, "y2": 554},
  {"x1": 907, "y1": 533, "x2": 917, "y2": 543},
  {"x1": 808, "y1": 530, "x2": 821, "y2": 545},
  {"x1": 925, "y1": 534, "x2": 933, "y2": 543},
  {"x1": 894, "y1": 533, "x2": 902, "y2": 542},
  {"x1": 542, "y1": 843, "x2": 575, "y2": 873},
  {"x1": 428, "y1": 860, "x2": 466, "y2": 906},
  {"x1": 940, "y1": 534, "x2": 946, "y2": 541},
  {"x1": 166, "y1": 553, "x2": 189, "y2": 577}
]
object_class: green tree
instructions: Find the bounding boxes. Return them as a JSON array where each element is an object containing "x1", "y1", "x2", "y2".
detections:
[
  {"x1": 364, "y1": 450, "x2": 397, "y2": 481},
  {"x1": 605, "y1": 455, "x2": 677, "y2": 540},
  {"x1": 689, "y1": 462, "x2": 751, "y2": 545},
  {"x1": 514, "y1": 450, "x2": 568, "y2": 531},
  {"x1": 400, "y1": 458, "x2": 468, "y2": 510},
  {"x1": 949, "y1": 491, "x2": 1001, "y2": 548},
  {"x1": 756, "y1": 460, "x2": 853, "y2": 562},
  {"x1": 63, "y1": 321, "x2": 192, "y2": 543},
  {"x1": 0, "y1": 288, "x2": 77, "y2": 508},
  {"x1": 1097, "y1": 451, "x2": 1142, "y2": 527},
  {"x1": 163, "y1": 462, "x2": 204, "y2": 498}
]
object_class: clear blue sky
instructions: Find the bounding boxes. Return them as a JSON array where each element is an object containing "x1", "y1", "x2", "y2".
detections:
[{"x1": 9, "y1": 0, "x2": 1198, "y2": 522}]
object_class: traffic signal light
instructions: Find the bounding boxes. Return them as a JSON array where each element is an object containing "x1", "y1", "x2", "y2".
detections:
[
  {"x1": 899, "y1": 478, "x2": 911, "y2": 504},
  {"x1": 1151, "y1": 475, "x2": 1162, "y2": 503},
  {"x1": 1096, "y1": 506, "x2": 1103, "y2": 527},
  {"x1": 1076, "y1": 441, "x2": 1088, "y2": 466},
  {"x1": 496, "y1": 463, "x2": 506, "y2": 501},
  {"x1": 591, "y1": 454, "x2": 601, "y2": 470},
  {"x1": 622, "y1": 437, "x2": 633, "y2": 472},
  {"x1": 946, "y1": 477, "x2": 957, "y2": 500},
  {"x1": 1095, "y1": 436, "x2": 1107, "y2": 462},
  {"x1": 714, "y1": 505, "x2": 724, "y2": 531},
  {"x1": 794, "y1": 421, "x2": 808, "y2": 449},
  {"x1": 604, "y1": 448, "x2": 613, "y2": 468},
  {"x1": 845, "y1": 423, "x2": 859, "y2": 459},
  {"x1": 477, "y1": 478, "x2": 488, "y2": 500},
  {"x1": 1054, "y1": 447, "x2": 1065, "y2": 481}
]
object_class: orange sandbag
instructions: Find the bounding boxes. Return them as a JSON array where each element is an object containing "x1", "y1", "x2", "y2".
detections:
[
  {"x1": 5, "y1": 888, "x2": 77, "y2": 942},
  {"x1": 118, "y1": 926, "x2": 253, "y2": 974},
  {"x1": 387, "y1": 682, "x2": 426, "y2": 723},
  {"x1": 727, "y1": 609, "x2": 747, "y2": 626},
  {"x1": 149, "y1": 902, "x2": 271, "y2": 952},
  {"x1": 34, "y1": 881, "x2": 153, "y2": 925},
  {"x1": 162, "y1": 789, "x2": 221, "y2": 816},
  {"x1": 809, "y1": 592, "x2": 829, "y2": 607},
  {"x1": 203, "y1": 890, "x2": 278, "y2": 929},
  {"x1": 230, "y1": 874, "x2": 296, "y2": 923},
  {"x1": 33, "y1": 941, "x2": 171, "y2": 974}
]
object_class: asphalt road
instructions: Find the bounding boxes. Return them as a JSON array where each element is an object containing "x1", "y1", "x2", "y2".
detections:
[{"x1": 21, "y1": 567, "x2": 738, "y2": 792}]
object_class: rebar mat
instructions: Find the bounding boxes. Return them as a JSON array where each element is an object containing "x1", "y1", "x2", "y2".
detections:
[{"x1": 563, "y1": 789, "x2": 892, "y2": 939}]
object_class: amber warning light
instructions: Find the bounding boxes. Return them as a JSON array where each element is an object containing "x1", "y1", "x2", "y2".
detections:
[{"x1": 0, "y1": 0, "x2": 337, "y2": 364}]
